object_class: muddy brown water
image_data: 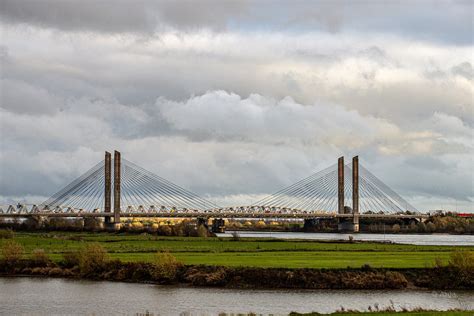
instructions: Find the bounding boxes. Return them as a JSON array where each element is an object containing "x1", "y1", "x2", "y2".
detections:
[{"x1": 0, "y1": 278, "x2": 472, "y2": 315}]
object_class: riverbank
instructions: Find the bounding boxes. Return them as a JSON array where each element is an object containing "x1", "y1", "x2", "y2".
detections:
[
  {"x1": 291, "y1": 311, "x2": 473, "y2": 316},
  {"x1": 1, "y1": 231, "x2": 472, "y2": 290},
  {"x1": 1, "y1": 259, "x2": 473, "y2": 290}
]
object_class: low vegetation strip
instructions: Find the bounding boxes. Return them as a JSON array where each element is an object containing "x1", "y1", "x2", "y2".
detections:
[
  {"x1": 0, "y1": 238, "x2": 473, "y2": 290},
  {"x1": 1, "y1": 231, "x2": 473, "y2": 269}
]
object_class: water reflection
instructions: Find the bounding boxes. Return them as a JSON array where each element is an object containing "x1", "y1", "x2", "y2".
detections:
[{"x1": 217, "y1": 231, "x2": 474, "y2": 246}]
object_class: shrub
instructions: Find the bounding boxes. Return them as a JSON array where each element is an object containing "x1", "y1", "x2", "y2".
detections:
[
  {"x1": 157, "y1": 225, "x2": 172, "y2": 236},
  {"x1": 0, "y1": 229, "x2": 15, "y2": 239},
  {"x1": 231, "y1": 231, "x2": 240, "y2": 241},
  {"x1": 83, "y1": 218, "x2": 104, "y2": 231},
  {"x1": 417, "y1": 222, "x2": 427, "y2": 233},
  {"x1": 77, "y1": 243, "x2": 109, "y2": 275},
  {"x1": 149, "y1": 223, "x2": 159, "y2": 233},
  {"x1": 392, "y1": 224, "x2": 401, "y2": 233},
  {"x1": 150, "y1": 252, "x2": 182, "y2": 281},
  {"x1": 361, "y1": 263, "x2": 372, "y2": 270},
  {"x1": 449, "y1": 250, "x2": 474, "y2": 271},
  {"x1": 62, "y1": 251, "x2": 81, "y2": 267},
  {"x1": 197, "y1": 225, "x2": 209, "y2": 238},
  {"x1": 131, "y1": 221, "x2": 144, "y2": 232},
  {"x1": 172, "y1": 223, "x2": 186, "y2": 236},
  {"x1": 32, "y1": 248, "x2": 50, "y2": 266},
  {"x1": 1, "y1": 240, "x2": 23, "y2": 263},
  {"x1": 426, "y1": 222, "x2": 436, "y2": 233},
  {"x1": 434, "y1": 256, "x2": 444, "y2": 268}
]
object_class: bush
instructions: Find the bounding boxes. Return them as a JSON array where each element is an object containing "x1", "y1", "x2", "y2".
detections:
[
  {"x1": 150, "y1": 252, "x2": 182, "y2": 281},
  {"x1": 32, "y1": 248, "x2": 50, "y2": 266},
  {"x1": 392, "y1": 224, "x2": 401, "y2": 233},
  {"x1": 197, "y1": 225, "x2": 209, "y2": 238},
  {"x1": 62, "y1": 251, "x2": 81, "y2": 267},
  {"x1": 157, "y1": 225, "x2": 172, "y2": 236},
  {"x1": 83, "y1": 218, "x2": 104, "y2": 231},
  {"x1": 231, "y1": 231, "x2": 240, "y2": 241},
  {"x1": 1, "y1": 240, "x2": 23, "y2": 263},
  {"x1": 449, "y1": 250, "x2": 474, "y2": 271},
  {"x1": 130, "y1": 221, "x2": 144, "y2": 232},
  {"x1": 78, "y1": 243, "x2": 109, "y2": 275},
  {"x1": 426, "y1": 222, "x2": 436, "y2": 233},
  {"x1": 0, "y1": 229, "x2": 15, "y2": 239}
]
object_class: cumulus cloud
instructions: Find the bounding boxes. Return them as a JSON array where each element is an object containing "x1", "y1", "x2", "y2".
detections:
[
  {"x1": 2, "y1": 28, "x2": 472, "y2": 125},
  {"x1": 0, "y1": 2, "x2": 472, "y2": 212},
  {"x1": 1, "y1": 91, "x2": 472, "y2": 211}
]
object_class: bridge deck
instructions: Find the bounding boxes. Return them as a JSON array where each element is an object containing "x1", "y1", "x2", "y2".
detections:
[{"x1": 0, "y1": 212, "x2": 429, "y2": 219}]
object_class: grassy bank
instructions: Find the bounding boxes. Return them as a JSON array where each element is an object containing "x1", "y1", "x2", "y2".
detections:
[
  {"x1": 2, "y1": 231, "x2": 473, "y2": 269},
  {"x1": 290, "y1": 311, "x2": 474, "y2": 316},
  {"x1": 1, "y1": 231, "x2": 473, "y2": 290}
]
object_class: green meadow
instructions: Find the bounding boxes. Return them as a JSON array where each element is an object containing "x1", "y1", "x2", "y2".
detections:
[{"x1": 2, "y1": 231, "x2": 472, "y2": 269}]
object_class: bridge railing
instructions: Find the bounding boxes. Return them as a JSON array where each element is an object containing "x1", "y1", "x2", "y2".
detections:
[{"x1": 0, "y1": 204, "x2": 427, "y2": 218}]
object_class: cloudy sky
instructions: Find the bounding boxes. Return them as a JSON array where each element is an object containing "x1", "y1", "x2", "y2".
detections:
[{"x1": 0, "y1": 0, "x2": 473, "y2": 212}]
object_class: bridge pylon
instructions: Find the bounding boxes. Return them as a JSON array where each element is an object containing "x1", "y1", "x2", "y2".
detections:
[
  {"x1": 113, "y1": 150, "x2": 121, "y2": 225},
  {"x1": 104, "y1": 151, "x2": 112, "y2": 224},
  {"x1": 337, "y1": 155, "x2": 360, "y2": 233},
  {"x1": 352, "y1": 156, "x2": 359, "y2": 232},
  {"x1": 338, "y1": 157, "x2": 344, "y2": 214}
]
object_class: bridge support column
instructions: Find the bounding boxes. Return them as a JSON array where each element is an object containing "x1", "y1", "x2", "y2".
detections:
[
  {"x1": 197, "y1": 217, "x2": 209, "y2": 229},
  {"x1": 303, "y1": 218, "x2": 319, "y2": 232},
  {"x1": 211, "y1": 218, "x2": 225, "y2": 233},
  {"x1": 112, "y1": 150, "x2": 121, "y2": 229},
  {"x1": 338, "y1": 156, "x2": 344, "y2": 214},
  {"x1": 104, "y1": 151, "x2": 112, "y2": 224},
  {"x1": 352, "y1": 156, "x2": 360, "y2": 233}
]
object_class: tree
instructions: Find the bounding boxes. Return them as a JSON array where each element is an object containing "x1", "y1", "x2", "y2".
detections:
[
  {"x1": 426, "y1": 222, "x2": 436, "y2": 233},
  {"x1": 392, "y1": 224, "x2": 401, "y2": 233}
]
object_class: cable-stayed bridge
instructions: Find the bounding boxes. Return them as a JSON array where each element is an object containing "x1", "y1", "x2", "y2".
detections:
[{"x1": 0, "y1": 151, "x2": 425, "y2": 232}]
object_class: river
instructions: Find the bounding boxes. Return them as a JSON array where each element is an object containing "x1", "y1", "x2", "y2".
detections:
[
  {"x1": 217, "y1": 231, "x2": 474, "y2": 246},
  {"x1": 0, "y1": 278, "x2": 472, "y2": 315}
]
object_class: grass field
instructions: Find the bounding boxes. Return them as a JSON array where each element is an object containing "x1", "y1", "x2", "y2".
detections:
[{"x1": 2, "y1": 231, "x2": 473, "y2": 269}]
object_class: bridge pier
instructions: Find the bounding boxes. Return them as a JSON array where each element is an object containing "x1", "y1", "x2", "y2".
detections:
[
  {"x1": 84, "y1": 217, "x2": 104, "y2": 231},
  {"x1": 303, "y1": 218, "x2": 319, "y2": 232},
  {"x1": 338, "y1": 217, "x2": 359, "y2": 232},
  {"x1": 336, "y1": 156, "x2": 360, "y2": 233},
  {"x1": 197, "y1": 217, "x2": 209, "y2": 229},
  {"x1": 211, "y1": 218, "x2": 225, "y2": 233},
  {"x1": 197, "y1": 217, "x2": 225, "y2": 233}
]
